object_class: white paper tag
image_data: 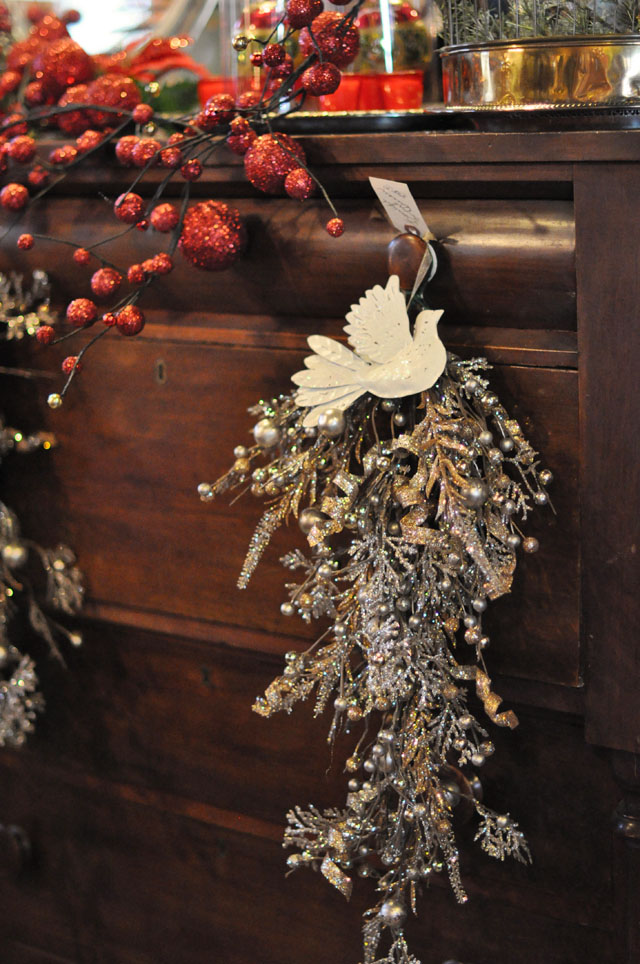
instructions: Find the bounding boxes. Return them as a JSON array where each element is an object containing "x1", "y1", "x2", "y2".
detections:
[{"x1": 369, "y1": 176, "x2": 434, "y2": 240}]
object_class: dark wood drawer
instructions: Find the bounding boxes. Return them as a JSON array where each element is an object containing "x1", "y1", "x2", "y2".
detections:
[
  {"x1": 0, "y1": 736, "x2": 619, "y2": 964},
  {"x1": 9, "y1": 197, "x2": 574, "y2": 330},
  {"x1": 4, "y1": 332, "x2": 578, "y2": 689}
]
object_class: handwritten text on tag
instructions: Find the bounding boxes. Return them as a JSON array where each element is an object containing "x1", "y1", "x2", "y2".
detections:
[{"x1": 369, "y1": 177, "x2": 433, "y2": 240}]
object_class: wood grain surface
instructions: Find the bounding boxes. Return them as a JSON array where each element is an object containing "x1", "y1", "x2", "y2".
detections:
[{"x1": 0, "y1": 129, "x2": 637, "y2": 964}]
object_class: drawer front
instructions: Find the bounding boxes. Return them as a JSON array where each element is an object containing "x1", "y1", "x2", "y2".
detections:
[
  {"x1": 9, "y1": 197, "x2": 575, "y2": 331},
  {"x1": 4, "y1": 333, "x2": 578, "y2": 688},
  {"x1": 0, "y1": 734, "x2": 619, "y2": 964}
]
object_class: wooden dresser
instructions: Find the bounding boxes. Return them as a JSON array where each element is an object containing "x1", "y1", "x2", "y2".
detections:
[{"x1": 0, "y1": 128, "x2": 638, "y2": 964}]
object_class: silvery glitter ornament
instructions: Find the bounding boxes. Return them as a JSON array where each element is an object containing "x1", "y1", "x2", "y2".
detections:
[
  {"x1": 317, "y1": 408, "x2": 346, "y2": 438},
  {"x1": 253, "y1": 417, "x2": 281, "y2": 447},
  {"x1": 379, "y1": 899, "x2": 406, "y2": 927}
]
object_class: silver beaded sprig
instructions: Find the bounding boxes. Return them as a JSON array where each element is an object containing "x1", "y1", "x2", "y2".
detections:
[
  {"x1": 204, "y1": 353, "x2": 551, "y2": 964},
  {"x1": 0, "y1": 422, "x2": 84, "y2": 745},
  {"x1": 0, "y1": 269, "x2": 56, "y2": 341},
  {"x1": 0, "y1": 645, "x2": 44, "y2": 748}
]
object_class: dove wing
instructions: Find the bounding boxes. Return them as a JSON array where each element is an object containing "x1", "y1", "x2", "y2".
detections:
[
  {"x1": 291, "y1": 334, "x2": 367, "y2": 411},
  {"x1": 344, "y1": 275, "x2": 411, "y2": 364}
]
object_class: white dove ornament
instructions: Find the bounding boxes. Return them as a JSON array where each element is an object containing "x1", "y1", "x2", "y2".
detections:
[{"x1": 292, "y1": 274, "x2": 447, "y2": 428}]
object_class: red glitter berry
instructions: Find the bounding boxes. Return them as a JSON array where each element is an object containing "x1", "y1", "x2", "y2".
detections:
[
  {"x1": 326, "y1": 217, "x2": 345, "y2": 237},
  {"x1": 250, "y1": 52, "x2": 263, "y2": 66},
  {"x1": 179, "y1": 200, "x2": 246, "y2": 272},
  {"x1": 199, "y1": 93, "x2": 235, "y2": 131},
  {"x1": 0, "y1": 182, "x2": 28, "y2": 210},
  {"x1": 159, "y1": 146, "x2": 182, "y2": 169},
  {"x1": 301, "y1": 61, "x2": 341, "y2": 95},
  {"x1": 74, "y1": 249, "x2": 92, "y2": 268},
  {"x1": 49, "y1": 144, "x2": 78, "y2": 165},
  {"x1": 131, "y1": 138, "x2": 161, "y2": 168},
  {"x1": 76, "y1": 129, "x2": 102, "y2": 153},
  {"x1": 150, "y1": 203, "x2": 179, "y2": 233},
  {"x1": 151, "y1": 252, "x2": 174, "y2": 275},
  {"x1": 116, "y1": 304, "x2": 145, "y2": 336},
  {"x1": 3, "y1": 114, "x2": 28, "y2": 137},
  {"x1": 90, "y1": 267, "x2": 122, "y2": 298},
  {"x1": 286, "y1": 0, "x2": 324, "y2": 26},
  {"x1": 167, "y1": 132, "x2": 185, "y2": 146},
  {"x1": 102, "y1": 312, "x2": 117, "y2": 327},
  {"x1": 181, "y1": 158, "x2": 202, "y2": 181},
  {"x1": 132, "y1": 103, "x2": 154, "y2": 124},
  {"x1": 271, "y1": 54, "x2": 294, "y2": 79},
  {"x1": 227, "y1": 128, "x2": 257, "y2": 156},
  {"x1": 66, "y1": 297, "x2": 97, "y2": 327},
  {"x1": 284, "y1": 168, "x2": 315, "y2": 200},
  {"x1": 28, "y1": 165, "x2": 49, "y2": 189},
  {"x1": 244, "y1": 133, "x2": 306, "y2": 195},
  {"x1": 56, "y1": 84, "x2": 91, "y2": 136},
  {"x1": 17, "y1": 233, "x2": 34, "y2": 250},
  {"x1": 114, "y1": 192, "x2": 145, "y2": 224},
  {"x1": 85, "y1": 73, "x2": 141, "y2": 128},
  {"x1": 136, "y1": 219, "x2": 149, "y2": 231},
  {"x1": 142, "y1": 258, "x2": 155, "y2": 274},
  {"x1": 24, "y1": 81, "x2": 48, "y2": 107},
  {"x1": 34, "y1": 38, "x2": 94, "y2": 97},
  {"x1": 8, "y1": 135, "x2": 36, "y2": 163},
  {"x1": 36, "y1": 324, "x2": 55, "y2": 345},
  {"x1": 115, "y1": 135, "x2": 139, "y2": 166},
  {"x1": 61, "y1": 355, "x2": 81, "y2": 375},
  {"x1": 32, "y1": 14, "x2": 69, "y2": 40},
  {"x1": 0, "y1": 71, "x2": 22, "y2": 95},
  {"x1": 299, "y1": 12, "x2": 360, "y2": 67},
  {"x1": 127, "y1": 264, "x2": 147, "y2": 285},
  {"x1": 236, "y1": 91, "x2": 261, "y2": 110},
  {"x1": 263, "y1": 43, "x2": 285, "y2": 67}
]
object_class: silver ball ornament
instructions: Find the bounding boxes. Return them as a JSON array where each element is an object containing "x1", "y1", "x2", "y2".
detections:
[
  {"x1": 280, "y1": 601, "x2": 295, "y2": 616},
  {"x1": 478, "y1": 430, "x2": 493, "y2": 446},
  {"x1": 2, "y1": 543, "x2": 28, "y2": 568},
  {"x1": 499, "y1": 437, "x2": 515, "y2": 453},
  {"x1": 253, "y1": 417, "x2": 280, "y2": 447},
  {"x1": 379, "y1": 899, "x2": 406, "y2": 927},
  {"x1": 317, "y1": 408, "x2": 346, "y2": 438},
  {"x1": 461, "y1": 481, "x2": 489, "y2": 507},
  {"x1": 298, "y1": 507, "x2": 327, "y2": 534}
]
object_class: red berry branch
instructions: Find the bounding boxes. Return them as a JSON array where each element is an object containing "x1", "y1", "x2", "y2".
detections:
[{"x1": 0, "y1": 2, "x2": 366, "y2": 404}]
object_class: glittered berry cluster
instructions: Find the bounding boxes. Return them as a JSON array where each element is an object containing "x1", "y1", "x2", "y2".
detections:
[{"x1": 0, "y1": 3, "x2": 368, "y2": 405}]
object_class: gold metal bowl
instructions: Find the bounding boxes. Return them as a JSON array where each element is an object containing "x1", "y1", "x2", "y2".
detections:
[{"x1": 440, "y1": 34, "x2": 640, "y2": 108}]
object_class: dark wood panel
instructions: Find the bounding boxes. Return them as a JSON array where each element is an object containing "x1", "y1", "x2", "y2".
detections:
[
  {"x1": 2, "y1": 340, "x2": 579, "y2": 687},
  {"x1": 575, "y1": 165, "x2": 640, "y2": 755},
  {"x1": 0, "y1": 730, "x2": 619, "y2": 964},
  {"x1": 16, "y1": 623, "x2": 589, "y2": 836},
  {"x1": 4, "y1": 198, "x2": 575, "y2": 330},
  {"x1": 2, "y1": 946, "x2": 75, "y2": 964}
]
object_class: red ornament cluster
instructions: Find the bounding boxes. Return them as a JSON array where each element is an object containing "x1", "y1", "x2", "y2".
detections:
[
  {"x1": 244, "y1": 133, "x2": 306, "y2": 195},
  {"x1": 179, "y1": 201, "x2": 246, "y2": 272}
]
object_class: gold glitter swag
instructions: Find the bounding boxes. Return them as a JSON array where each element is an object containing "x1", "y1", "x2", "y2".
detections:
[{"x1": 200, "y1": 336, "x2": 552, "y2": 964}]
